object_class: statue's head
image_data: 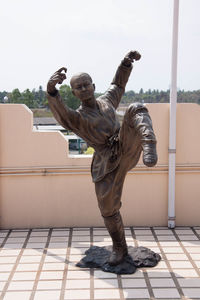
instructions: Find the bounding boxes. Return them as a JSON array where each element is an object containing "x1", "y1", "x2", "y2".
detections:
[{"x1": 70, "y1": 73, "x2": 95, "y2": 102}]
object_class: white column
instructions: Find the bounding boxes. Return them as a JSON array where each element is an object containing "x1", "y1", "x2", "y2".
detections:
[{"x1": 168, "y1": 0, "x2": 179, "y2": 228}]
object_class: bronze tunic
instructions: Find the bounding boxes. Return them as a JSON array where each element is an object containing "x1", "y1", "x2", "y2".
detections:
[{"x1": 47, "y1": 63, "x2": 133, "y2": 183}]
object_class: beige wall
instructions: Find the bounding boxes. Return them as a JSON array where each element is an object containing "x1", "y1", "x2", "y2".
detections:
[{"x1": 0, "y1": 103, "x2": 200, "y2": 228}]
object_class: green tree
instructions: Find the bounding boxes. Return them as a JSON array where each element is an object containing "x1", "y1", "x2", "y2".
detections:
[
  {"x1": 22, "y1": 89, "x2": 36, "y2": 108},
  {"x1": 59, "y1": 84, "x2": 80, "y2": 110},
  {"x1": 10, "y1": 89, "x2": 22, "y2": 103}
]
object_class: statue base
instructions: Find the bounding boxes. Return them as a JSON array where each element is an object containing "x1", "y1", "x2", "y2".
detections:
[{"x1": 76, "y1": 245, "x2": 161, "y2": 275}]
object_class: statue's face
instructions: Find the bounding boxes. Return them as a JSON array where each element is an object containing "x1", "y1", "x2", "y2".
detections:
[{"x1": 71, "y1": 75, "x2": 95, "y2": 102}]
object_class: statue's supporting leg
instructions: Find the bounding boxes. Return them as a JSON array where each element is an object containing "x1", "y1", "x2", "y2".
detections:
[
  {"x1": 103, "y1": 211, "x2": 128, "y2": 266},
  {"x1": 95, "y1": 167, "x2": 128, "y2": 266},
  {"x1": 124, "y1": 103, "x2": 157, "y2": 167}
]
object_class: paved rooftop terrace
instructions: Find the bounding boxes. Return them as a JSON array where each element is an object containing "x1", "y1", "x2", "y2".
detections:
[{"x1": 0, "y1": 226, "x2": 200, "y2": 300}]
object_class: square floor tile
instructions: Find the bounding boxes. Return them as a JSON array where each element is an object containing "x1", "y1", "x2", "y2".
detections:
[
  {"x1": 178, "y1": 278, "x2": 200, "y2": 287},
  {"x1": 123, "y1": 288, "x2": 149, "y2": 299},
  {"x1": 153, "y1": 288, "x2": 180, "y2": 298},
  {"x1": 66, "y1": 279, "x2": 90, "y2": 289},
  {"x1": 178, "y1": 235, "x2": 199, "y2": 241},
  {"x1": 26, "y1": 243, "x2": 46, "y2": 249},
  {"x1": 70, "y1": 248, "x2": 88, "y2": 255},
  {"x1": 153, "y1": 261, "x2": 168, "y2": 269},
  {"x1": 0, "y1": 273, "x2": 10, "y2": 280},
  {"x1": 0, "y1": 264, "x2": 14, "y2": 271},
  {"x1": 69, "y1": 255, "x2": 84, "y2": 262},
  {"x1": 182, "y1": 241, "x2": 200, "y2": 247},
  {"x1": 30, "y1": 232, "x2": 48, "y2": 237},
  {"x1": 48, "y1": 242, "x2": 68, "y2": 249},
  {"x1": 50, "y1": 237, "x2": 69, "y2": 242},
  {"x1": 165, "y1": 253, "x2": 188, "y2": 260},
  {"x1": 0, "y1": 281, "x2": 6, "y2": 291},
  {"x1": 93, "y1": 236, "x2": 111, "y2": 242},
  {"x1": 175, "y1": 229, "x2": 194, "y2": 234},
  {"x1": 0, "y1": 257, "x2": 17, "y2": 263},
  {"x1": 93, "y1": 270, "x2": 117, "y2": 279},
  {"x1": 149, "y1": 278, "x2": 175, "y2": 287},
  {"x1": 134, "y1": 230, "x2": 152, "y2": 235},
  {"x1": 0, "y1": 232, "x2": 8, "y2": 237},
  {"x1": 28, "y1": 237, "x2": 48, "y2": 243},
  {"x1": 169, "y1": 260, "x2": 193, "y2": 268},
  {"x1": 34, "y1": 290, "x2": 61, "y2": 300},
  {"x1": 185, "y1": 247, "x2": 200, "y2": 253},
  {"x1": 182, "y1": 288, "x2": 200, "y2": 298},
  {"x1": 159, "y1": 242, "x2": 180, "y2": 247},
  {"x1": 189, "y1": 253, "x2": 200, "y2": 259},
  {"x1": 44, "y1": 255, "x2": 66, "y2": 263},
  {"x1": 3, "y1": 291, "x2": 32, "y2": 300},
  {"x1": 137, "y1": 241, "x2": 158, "y2": 247},
  {"x1": 19, "y1": 256, "x2": 42, "y2": 263},
  {"x1": 94, "y1": 278, "x2": 118, "y2": 288},
  {"x1": 37, "y1": 280, "x2": 62, "y2": 290},
  {"x1": 9, "y1": 232, "x2": 28, "y2": 237},
  {"x1": 67, "y1": 270, "x2": 90, "y2": 279},
  {"x1": 162, "y1": 247, "x2": 184, "y2": 253},
  {"x1": 154, "y1": 230, "x2": 173, "y2": 235},
  {"x1": 0, "y1": 249, "x2": 20, "y2": 256},
  {"x1": 6, "y1": 238, "x2": 26, "y2": 243},
  {"x1": 16, "y1": 263, "x2": 39, "y2": 271},
  {"x1": 64, "y1": 289, "x2": 90, "y2": 299},
  {"x1": 93, "y1": 230, "x2": 109, "y2": 236},
  {"x1": 8, "y1": 281, "x2": 34, "y2": 290},
  {"x1": 146, "y1": 269, "x2": 172, "y2": 278},
  {"x1": 94, "y1": 289, "x2": 120, "y2": 299},
  {"x1": 121, "y1": 278, "x2": 146, "y2": 288},
  {"x1": 42, "y1": 263, "x2": 65, "y2": 271},
  {"x1": 70, "y1": 242, "x2": 90, "y2": 248},
  {"x1": 51, "y1": 231, "x2": 69, "y2": 236},
  {"x1": 72, "y1": 230, "x2": 90, "y2": 236},
  {"x1": 136, "y1": 235, "x2": 155, "y2": 241},
  {"x1": 194, "y1": 260, "x2": 200, "y2": 267},
  {"x1": 3, "y1": 243, "x2": 24, "y2": 249},
  {"x1": 23, "y1": 249, "x2": 43, "y2": 255},
  {"x1": 67, "y1": 262, "x2": 83, "y2": 271},
  {"x1": 121, "y1": 269, "x2": 144, "y2": 278},
  {"x1": 157, "y1": 236, "x2": 177, "y2": 241},
  {"x1": 12, "y1": 272, "x2": 37, "y2": 280},
  {"x1": 173, "y1": 269, "x2": 199, "y2": 277},
  {"x1": 46, "y1": 249, "x2": 66, "y2": 255},
  {"x1": 39, "y1": 271, "x2": 64, "y2": 280}
]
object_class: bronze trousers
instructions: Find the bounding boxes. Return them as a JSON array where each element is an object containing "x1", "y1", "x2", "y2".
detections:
[{"x1": 95, "y1": 103, "x2": 156, "y2": 217}]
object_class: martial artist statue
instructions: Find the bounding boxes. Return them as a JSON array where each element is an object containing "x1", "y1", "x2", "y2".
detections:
[{"x1": 47, "y1": 51, "x2": 157, "y2": 266}]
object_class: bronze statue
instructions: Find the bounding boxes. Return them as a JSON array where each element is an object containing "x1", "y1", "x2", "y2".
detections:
[{"x1": 47, "y1": 51, "x2": 157, "y2": 267}]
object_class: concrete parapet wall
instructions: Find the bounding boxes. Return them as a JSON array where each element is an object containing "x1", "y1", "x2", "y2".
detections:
[{"x1": 0, "y1": 103, "x2": 200, "y2": 228}]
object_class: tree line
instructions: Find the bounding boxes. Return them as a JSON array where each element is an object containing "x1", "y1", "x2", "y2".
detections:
[{"x1": 0, "y1": 86, "x2": 200, "y2": 110}]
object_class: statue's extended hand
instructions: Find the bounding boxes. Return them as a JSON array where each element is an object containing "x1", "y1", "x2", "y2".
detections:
[
  {"x1": 122, "y1": 51, "x2": 141, "y2": 67},
  {"x1": 47, "y1": 67, "x2": 67, "y2": 94}
]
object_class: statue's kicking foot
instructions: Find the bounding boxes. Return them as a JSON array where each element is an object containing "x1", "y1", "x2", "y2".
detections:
[{"x1": 142, "y1": 142, "x2": 158, "y2": 167}]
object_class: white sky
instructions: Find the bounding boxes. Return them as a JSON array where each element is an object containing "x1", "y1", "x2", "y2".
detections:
[{"x1": 0, "y1": 0, "x2": 200, "y2": 93}]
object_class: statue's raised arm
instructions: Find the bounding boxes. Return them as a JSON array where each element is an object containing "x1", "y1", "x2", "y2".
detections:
[{"x1": 104, "y1": 50, "x2": 141, "y2": 109}]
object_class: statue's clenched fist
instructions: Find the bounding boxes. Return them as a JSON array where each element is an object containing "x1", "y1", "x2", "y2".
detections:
[
  {"x1": 122, "y1": 51, "x2": 141, "y2": 67},
  {"x1": 47, "y1": 67, "x2": 67, "y2": 95}
]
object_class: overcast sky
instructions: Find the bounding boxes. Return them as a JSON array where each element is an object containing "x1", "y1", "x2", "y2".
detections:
[{"x1": 0, "y1": 0, "x2": 200, "y2": 93}]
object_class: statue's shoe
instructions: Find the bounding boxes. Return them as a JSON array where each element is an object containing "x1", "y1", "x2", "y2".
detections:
[
  {"x1": 108, "y1": 247, "x2": 128, "y2": 266},
  {"x1": 143, "y1": 143, "x2": 158, "y2": 167}
]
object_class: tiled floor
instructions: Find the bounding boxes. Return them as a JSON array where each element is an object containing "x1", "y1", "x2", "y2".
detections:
[{"x1": 0, "y1": 226, "x2": 200, "y2": 299}]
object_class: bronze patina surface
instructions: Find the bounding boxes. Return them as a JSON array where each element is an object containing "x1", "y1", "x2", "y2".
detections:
[{"x1": 47, "y1": 51, "x2": 159, "y2": 271}]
